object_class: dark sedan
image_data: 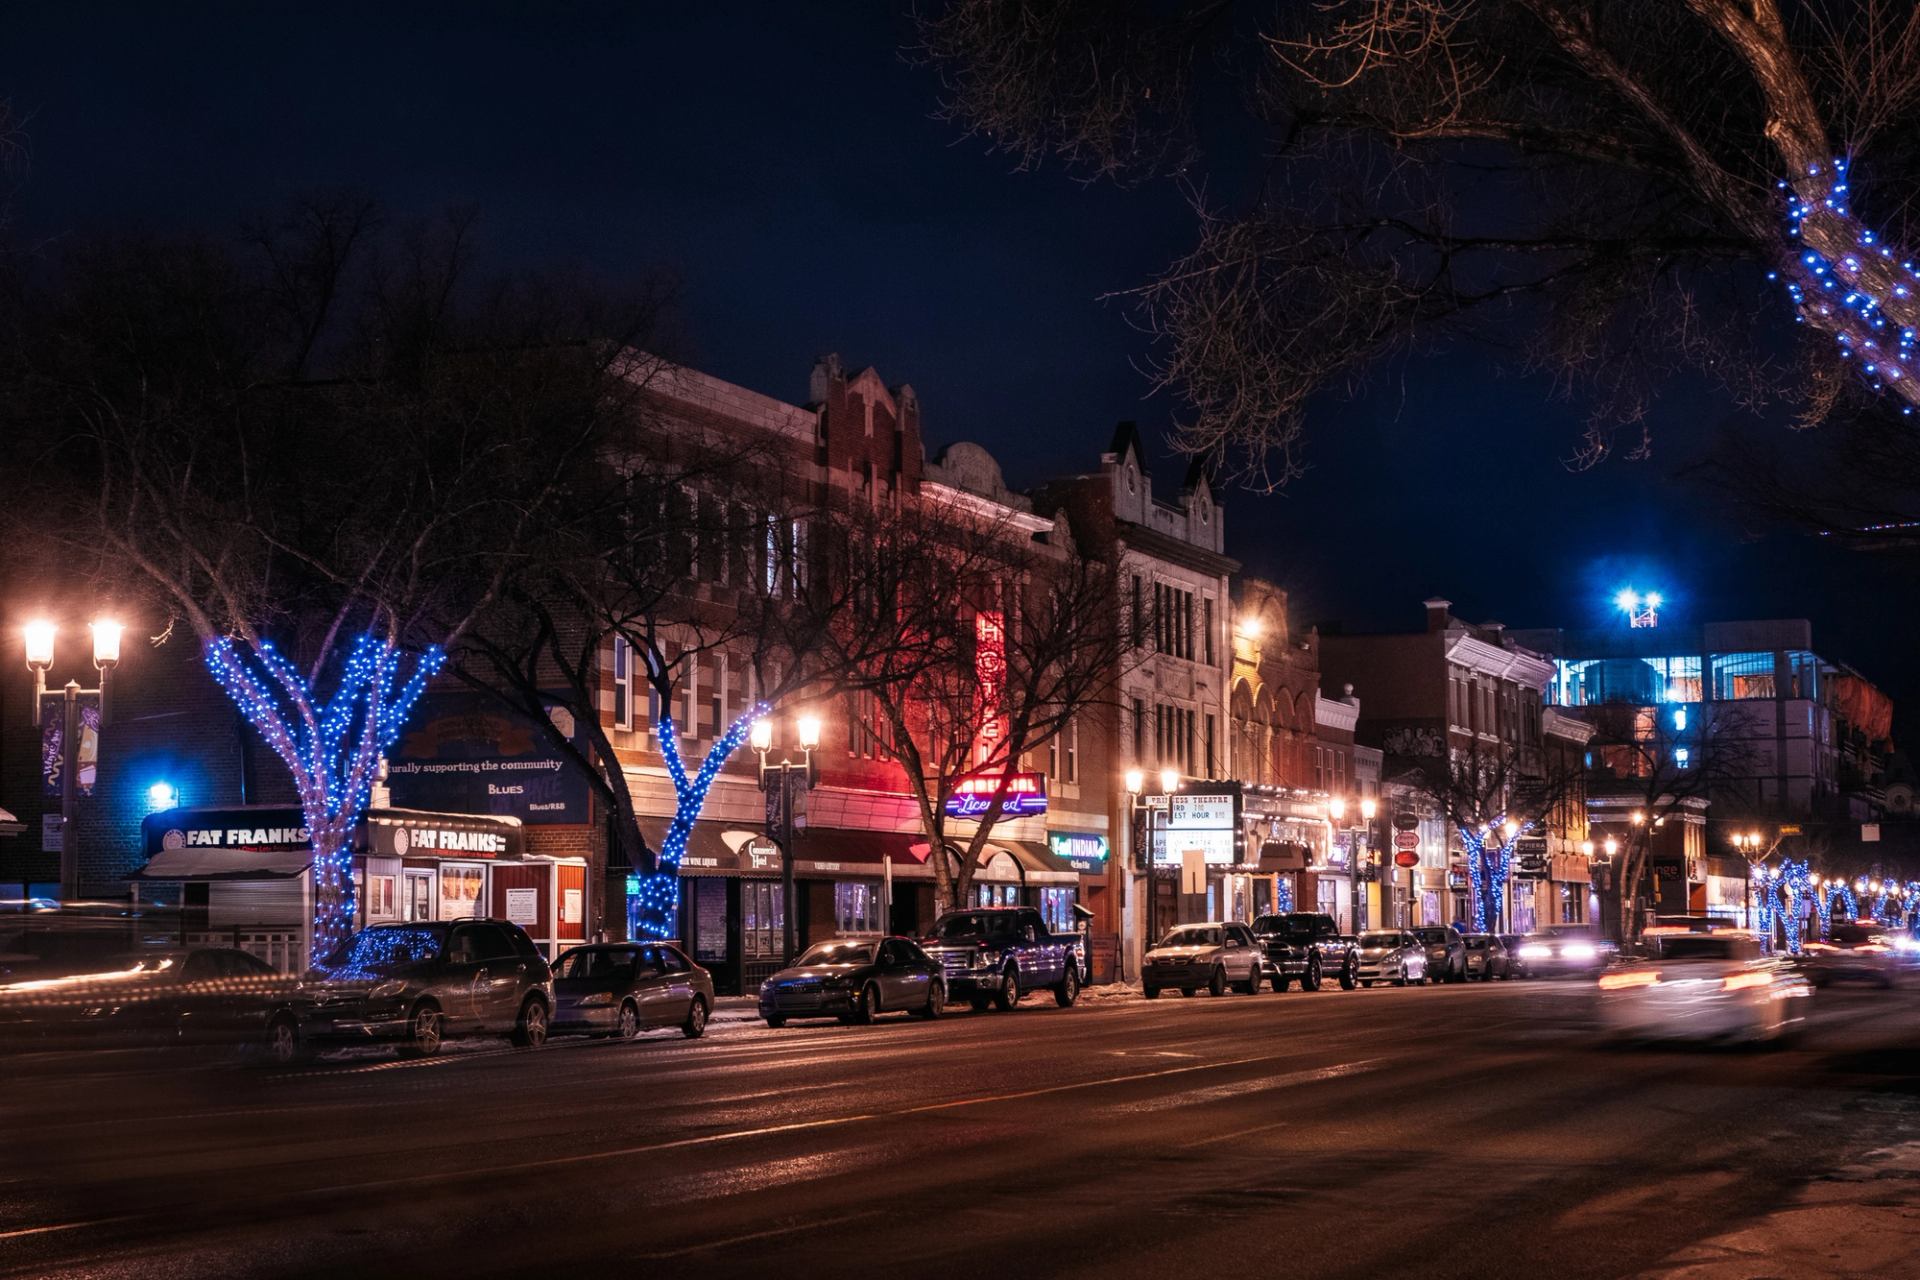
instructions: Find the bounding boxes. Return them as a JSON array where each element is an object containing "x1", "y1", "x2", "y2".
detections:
[
  {"x1": 1411, "y1": 927, "x2": 1467, "y2": 983},
  {"x1": 1461, "y1": 934, "x2": 1511, "y2": 981},
  {"x1": 552, "y1": 942, "x2": 714, "y2": 1039},
  {"x1": 285, "y1": 919, "x2": 554, "y2": 1062},
  {"x1": 758, "y1": 937, "x2": 945, "y2": 1027}
]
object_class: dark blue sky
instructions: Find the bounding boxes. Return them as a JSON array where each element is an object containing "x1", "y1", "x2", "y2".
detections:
[{"x1": 4, "y1": 3, "x2": 1899, "y2": 715}]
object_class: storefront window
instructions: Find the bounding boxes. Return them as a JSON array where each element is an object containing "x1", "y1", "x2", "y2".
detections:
[
  {"x1": 1039, "y1": 888, "x2": 1076, "y2": 933},
  {"x1": 1559, "y1": 883, "x2": 1585, "y2": 924},
  {"x1": 1420, "y1": 890, "x2": 1440, "y2": 927},
  {"x1": 1712, "y1": 651, "x2": 1777, "y2": 700},
  {"x1": 835, "y1": 881, "x2": 881, "y2": 935},
  {"x1": 742, "y1": 881, "x2": 784, "y2": 958},
  {"x1": 973, "y1": 883, "x2": 1019, "y2": 909}
]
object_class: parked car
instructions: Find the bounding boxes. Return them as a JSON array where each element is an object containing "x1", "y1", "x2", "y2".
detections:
[
  {"x1": 758, "y1": 937, "x2": 945, "y2": 1027},
  {"x1": 1355, "y1": 931, "x2": 1429, "y2": 987},
  {"x1": 1251, "y1": 912, "x2": 1358, "y2": 991},
  {"x1": 1460, "y1": 934, "x2": 1511, "y2": 981},
  {"x1": 1596, "y1": 930, "x2": 1811, "y2": 1045},
  {"x1": 1411, "y1": 926, "x2": 1467, "y2": 984},
  {"x1": 1800, "y1": 921, "x2": 1900, "y2": 989},
  {"x1": 280, "y1": 919, "x2": 554, "y2": 1063},
  {"x1": 1497, "y1": 934, "x2": 1533, "y2": 979},
  {"x1": 0, "y1": 946, "x2": 293, "y2": 1054},
  {"x1": 1142, "y1": 922, "x2": 1267, "y2": 998},
  {"x1": 1512, "y1": 927, "x2": 1613, "y2": 979},
  {"x1": 919, "y1": 907, "x2": 1082, "y2": 1010},
  {"x1": 551, "y1": 941, "x2": 714, "y2": 1040}
]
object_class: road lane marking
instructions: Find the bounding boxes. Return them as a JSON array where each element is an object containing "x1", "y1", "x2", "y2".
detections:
[
  {"x1": 1103, "y1": 1058, "x2": 1389, "y2": 1116},
  {"x1": 632, "y1": 1210, "x2": 882, "y2": 1260}
]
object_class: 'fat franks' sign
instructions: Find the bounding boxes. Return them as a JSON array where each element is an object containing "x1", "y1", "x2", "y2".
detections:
[{"x1": 387, "y1": 825, "x2": 509, "y2": 856}]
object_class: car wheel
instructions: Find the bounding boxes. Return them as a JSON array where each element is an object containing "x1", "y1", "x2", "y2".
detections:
[
  {"x1": 1238, "y1": 966, "x2": 1261, "y2": 996},
  {"x1": 1338, "y1": 959, "x2": 1358, "y2": 991},
  {"x1": 616, "y1": 1000, "x2": 640, "y2": 1040},
  {"x1": 913, "y1": 980, "x2": 946, "y2": 1018},
  {"x1": 1143, "y1": 984, "x2": 1161, "y2": 999},
  {"x1": 1302, "y1": 957, "x2": 1323, "y2": 992},
  {"x1": 1054, "y1": 966, "x2": 1080, "y2": 1008},
  {"x1": 1208, "y1": 966, "x2": 1227, "y2": 997},
  {"x1": 764, "y1": 1014, "x2": 787, "y2": 1029},
  {"x1": 680, "y1": 997, "x2": 709, "y2": 1039},
  {"x1": 847, "y1": 983, "x2": 879, "y2": 1025},
  {"x1": 992, "y1": 967, "x2": 1021, "y2": 1011},
  {"x1": 400, "y1": 1002, "x2": 443, "y2": 1058},
  {"x1": 262, "y1": 1014, "x2": 308, "y2": 1068},
  {"x1": 511, "y1": 996, "x2": 549, "y2": 1049}
]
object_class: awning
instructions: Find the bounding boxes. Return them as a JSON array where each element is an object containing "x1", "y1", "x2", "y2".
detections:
[
  {"x1": 910, "y1": 839, "x2": 1080, "y2": 886},
  {"x1": 1256, "y1": 840, "x2": 1311, "y2": 873},
  {"x1": 0, "y1": 805, "x2": 23, "y2": 838},
  {"x1": 797, "y1": 828, "x2": 931, "y2": 879},
  {"x1": 135, "y1": 846, "x2": 313, "y2": 882},
  {"x1": 656, "y1": 821, "x2": 782, "y2": 877}
]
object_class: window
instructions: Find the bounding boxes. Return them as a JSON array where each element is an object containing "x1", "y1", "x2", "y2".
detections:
[
  {"x1": 834, "y1": 882, "x2": 881, "y2": 935},
  {"x1": 1203, "y1": 598, "x2": 1215, "y2": 665},
  {"x1": 1204, "y1": 713, "x2": 1217, "y2": 779},
  {"x1": 742, "y1": 882, "x2": 784, "y2": 958},
  {"x1": 975, "y1": 883, "x2": 1019, "y2": 908},
  {"x1": 369, "y1": 875, "x2": 398, "y2": 918},
  {"x1": 1065, "y1": 717, "x2": 1078, "y2": 784},
  {"x1": 612, "y1": 636, "x2": 635, "y2": 731},
  {"x1": 1132, "y1": 697, "x2": 1147, "y2": 760},
  {"x1": 706, "y1": 654, "x2": 727, "y2": 740},
  {"x1": 1712, "y1": 651, "x2": 1777, "y2": 700},
  {"x1": 1674, "y1": 747, "x2": 1691, "y2": 768},
  {"x1": 1131, "y1": 576, "x2": 1144, "y2": 647},
  {"x1": 1040, "y1": 888, "x2": 1076, "y2": 933},
  {"x1": 790, "y1": 518, "x2": 809, "y2": 594},
  {"x1": 764, "y1": 516, "x2": 780, "y2": 594}
]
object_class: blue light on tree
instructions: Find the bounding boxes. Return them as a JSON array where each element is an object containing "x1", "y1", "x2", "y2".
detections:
[
  {"x1": 1460, "y1": 817, "x2": 1527, "y2": 933},
  {"x1": 627, "y1": 701, "x2": 770, "y2": 940},
  {"x1": 206, "y1": 634, "x2": 440, "y2": 958}
]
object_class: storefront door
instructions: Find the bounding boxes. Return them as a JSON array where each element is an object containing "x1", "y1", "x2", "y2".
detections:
[{"x1": 405, "y1": 871, "x2": 433, "y2": 922}]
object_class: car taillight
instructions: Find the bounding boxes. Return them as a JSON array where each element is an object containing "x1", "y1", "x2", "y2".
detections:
[
  {"x1": 1722, "y1": 971, "x2": 1772, "y2": 992},
  {"x1": 1598, "y1": 971, "x2": 1658, "y2": 991}
]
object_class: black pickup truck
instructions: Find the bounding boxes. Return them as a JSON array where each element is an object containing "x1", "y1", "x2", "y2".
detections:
[
  {"x1": 920, "y1": 907, "x2": 1084, "y2": 1011},
  {"x1": 1251, "y1": 912, "x2": 1358, "y2": 992}
]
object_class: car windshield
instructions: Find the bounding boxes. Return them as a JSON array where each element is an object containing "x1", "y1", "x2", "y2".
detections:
[
  {"x1": 1359, "y1": 933, "x2": 1400, "y2": 947},
  {"x1": 1411, "y1": 928, "x2": 1448, "y2": 944},
  {"x1": 1653, "y1": 935, "x2": 1754, "y2": 961},
  {"x1": 1828, "y1": 924, "x2": 1882, "y2": 946},
  {"x1": 1161, "y1": 926, "x2": 1223, "y2": 948},
  {"x1": 320, "y1": 926, "x2": 446, "y2": 976},
  {"x1": 797, "y1": 942, "x2": 875, "y2": 967},
  {"x1": 932, "y1": 913, "x2": 1019, "y2": 942},
  {"x1": 1464, "y1": 937, "x2": 1492, "y2": 949},
  {"x1": 1253, "y1": 915, "x2": 1316, "y2": 936}
]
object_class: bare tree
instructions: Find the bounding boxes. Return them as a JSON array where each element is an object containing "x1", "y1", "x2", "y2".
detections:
[
  {"x1": 1579, "y1": 699, "x2": 1765, "y2": 942},
  {"x1": 835, "y1": 492, "x2": 1127, "y2": 915},
  {"x1": 915, "y1": 1, "x2": 1920, "y2": 488},
  {"x1": 6, "y1": 202, "x2": 662, "y2": 955}
]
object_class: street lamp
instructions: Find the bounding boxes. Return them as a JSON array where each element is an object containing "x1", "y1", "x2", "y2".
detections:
[
  {"x1": 751, "y1": 712, "x2": 820, "y2": 964},
  {"x1": 24, "y1": 617, "x2": 124, "y2": 901}
]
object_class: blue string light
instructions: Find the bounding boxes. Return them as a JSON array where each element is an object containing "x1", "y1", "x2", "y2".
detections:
[
  {"x1": 1778, "y1": 158, "x2": 1920, "y2": 414},
  {"x1": 205, "y1": 634, "x2": 442, "y2": 958},
  {"x1": 628, "y1": 701, "x2": 770, "y2": 940},
  {"x1": 1460, "y1": 816, "x2": 1527, "y2": 933}
]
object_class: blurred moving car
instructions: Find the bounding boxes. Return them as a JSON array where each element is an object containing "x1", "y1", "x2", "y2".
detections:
[
  {"x1": 758, "y1": 937, "x2": 945, "y2": 1027},
  {"x1": 0, "y1": 946, "x2": 292, "y2": 1053},
  {"x1": 1801, "y1": 922, "x2": 1900, "y2": 989},
  {"x1": 1355, "y1": 931, "x2": 1428, "y2": 987},
  {"x1": 1460, "y1": 934, "x2": 1511, "y2": 981},
  {"x1": 1511, "y1": 927, "x2": 1612, "y2": 979},
  {"x1": 286, "y1": 919, "x2": 554, "y2": 1062},
  {"x1": 1411, "y1": 927, "x2": 1467, "y2": 984},
  {"x1": 1596, "y1": 930, "x2": 1811, "y2": 1044},
  {"x1": 552, "y1": 941, "x2": 714, "y2": 1040},
  {"x1": 1498, "y1": 934, "x2": 1532, "y2": 979},
  {"x1": 1143, "y1": 922, "x2": 1267, "y2": 998}
]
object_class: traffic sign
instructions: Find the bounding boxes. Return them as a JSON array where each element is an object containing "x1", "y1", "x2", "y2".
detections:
[
  {"x1": 1394, "y1": 850, "x2": 1419, "y2": 869},
  {"x1": 1394, "y1": 830, "x2": 1420, "y2": 850},
  {"x1": 1392, "y1": 811, "x2": 1419, "y2": 832}
]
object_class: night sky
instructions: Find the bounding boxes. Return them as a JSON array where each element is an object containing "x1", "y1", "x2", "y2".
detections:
[{"x1": 5, "y1": 4, "x2": 1905, "y2": 722}]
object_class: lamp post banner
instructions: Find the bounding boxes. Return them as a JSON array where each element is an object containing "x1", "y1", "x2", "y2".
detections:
[{"x1": 39, "y1": 692, "x2": 100, "y2": 798}]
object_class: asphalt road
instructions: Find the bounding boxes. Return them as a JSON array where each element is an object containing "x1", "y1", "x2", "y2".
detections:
[{"x1": 3, "y1": 978, "x2": 1919, "y2": 1280}]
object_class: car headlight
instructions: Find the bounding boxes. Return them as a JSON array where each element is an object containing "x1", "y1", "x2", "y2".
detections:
[
  {"x1": 820, "y1": 975, "x2": 849, "y2": 989},
  {"x1": 1517, "y1": 944, "x2": 1551, "y2": 959},
  {"x1": 368, "y1": 979, "x2": 409, "y2": 1001},
  {"x1": 759, "y1": 980, "x2": 776, "y2": 995},
  {"x1": 1560, "y1": 943, "x2": 1597, "y2": 962},
  {"x1": 577, "y1": 992, "x2": 614, "y2": 1007},
  {"x1": 978, "y1": 950, "x2": 1002, "y2": 969}
]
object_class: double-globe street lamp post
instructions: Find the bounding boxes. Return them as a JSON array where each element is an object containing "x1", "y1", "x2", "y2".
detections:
[
  {"x1": 751, "y1": 712, "x2": 820, "y2": 966},
  {"x1": 1329, "y1": 796, "x2": 1377, "y2": 933},
  {"x1": 24, "y1": 618, "x2": 124, "y2": 901}
]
